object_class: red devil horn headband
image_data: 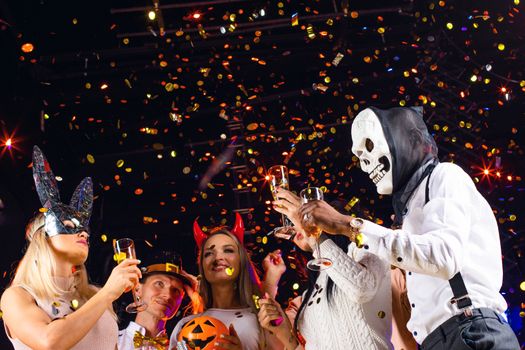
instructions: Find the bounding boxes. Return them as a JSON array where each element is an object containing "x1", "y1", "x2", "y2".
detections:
[{"x1": 193, "y1": 213, "x2": 245, "y2": 249}]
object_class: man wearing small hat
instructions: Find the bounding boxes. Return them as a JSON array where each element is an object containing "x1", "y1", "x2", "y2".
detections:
[{"x1": 118, "y1": 251, "x2": 196, "y2": 350}]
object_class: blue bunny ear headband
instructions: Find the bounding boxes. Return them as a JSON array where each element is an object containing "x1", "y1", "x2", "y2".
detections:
[{"x1": 30, "y1": 146, "x2": 93, "y2": 239}]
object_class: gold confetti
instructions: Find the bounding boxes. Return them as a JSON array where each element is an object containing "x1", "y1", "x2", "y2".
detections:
[
  {"x1": 252, "y1": 294, "x2": 261, "y2": 309},
  {"x1": 114, "y1": 252, "x2": 126, "y2": 263},
  {"x1": 225, "y1": 267, "x2": 234, "y2": 276},
  {"x1": 332, "y1": 53, "x2": 344, "y2": 66},
  {"x1": 86, "y1": 154, "x2": 95, "y2": 164},
  {"x1": 306, "y1": 24, "x2": 316, "y2": 39},
  {"x1": 345, "y1": 197, "x2": 360, "y2": 211},
  {"x1": 71, "y1": 299, "x2": 79, "y2": 310},
  {"x1": 355, "y1": 233, "x2": 365, "y2": 248},
  {"x1": 247, "y1": 123, "x2": 258, "y2": 131}
]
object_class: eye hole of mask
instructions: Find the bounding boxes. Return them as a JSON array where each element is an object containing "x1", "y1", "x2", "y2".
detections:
[{"x1": 365, "y1": 138, "x2": 374, "y2": 152}]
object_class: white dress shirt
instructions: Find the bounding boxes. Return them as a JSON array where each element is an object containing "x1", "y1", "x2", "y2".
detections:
[{"x1": 360, "y1": 162, "x2": 507, "y2": 344}]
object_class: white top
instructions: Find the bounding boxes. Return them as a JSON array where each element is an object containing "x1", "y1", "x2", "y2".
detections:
[
  {"x1": 297, "y1": 239, "x2": 393, "y2": 350},
  {"x1": 169, "y1": 308, "x2": 261, "y2": 350},
  {"x1": 118, "y1": 321, "x2": 167, "y2": 350},
  {"x1": 6, "y1": 279, "x2": 118, "y2": 350},
  {"x1": 360, "y1": 162, "x2": 507, "y2": 344}
]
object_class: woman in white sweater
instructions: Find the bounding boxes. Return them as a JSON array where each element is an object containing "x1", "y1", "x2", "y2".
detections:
[{"x1": 258, "y1": 189, "x2": 393, "y2": 350}]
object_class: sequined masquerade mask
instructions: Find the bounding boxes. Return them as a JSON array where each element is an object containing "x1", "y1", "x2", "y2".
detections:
[{"x1": 31, "y1": 146, "x2": 93, "y2": 238}]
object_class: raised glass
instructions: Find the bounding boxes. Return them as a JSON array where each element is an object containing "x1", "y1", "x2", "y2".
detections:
[
  {"x1": 114, "y1": 238, "x2": 147, "y2": 313},
  {"x1": 300, "y1": 187, "x2": 333, "y2": 271}
]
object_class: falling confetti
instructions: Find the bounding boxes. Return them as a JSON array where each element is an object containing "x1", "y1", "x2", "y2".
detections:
[{"x1": 2, "y1": 0, "x2": 524, "y2": 336}]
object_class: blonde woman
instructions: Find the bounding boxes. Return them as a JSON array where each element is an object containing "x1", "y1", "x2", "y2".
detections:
[{"x1": 1, "y1": 146, "x2": 141, "y2": 350}]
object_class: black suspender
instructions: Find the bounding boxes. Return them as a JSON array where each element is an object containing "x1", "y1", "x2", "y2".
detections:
[{"x1": 424, "y1": 170, "x2": 473, "y2": 316}]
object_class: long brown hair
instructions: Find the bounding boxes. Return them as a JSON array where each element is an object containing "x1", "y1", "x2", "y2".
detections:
[{"x1": 197, "y1": 229, "x2": 261, "y2": 313}]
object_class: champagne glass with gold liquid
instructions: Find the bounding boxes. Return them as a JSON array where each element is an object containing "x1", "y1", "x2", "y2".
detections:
[
  {"x1": 300, "y1": 187, "x2": 333, "y2": 271},
  {"x1": 268, "y1": 165, "x2": 294, "y2": 238},
  {"x1": 114, "y1": 238, "x2": 147, "y2": 313}
]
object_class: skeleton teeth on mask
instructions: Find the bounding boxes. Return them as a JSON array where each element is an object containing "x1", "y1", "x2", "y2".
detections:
[
  {"x1": 370, "y1": 163, "x2": 385, "y2": 184},
  {"x1": 369, "y1": 156, "x2": 391, "y2": 184}
]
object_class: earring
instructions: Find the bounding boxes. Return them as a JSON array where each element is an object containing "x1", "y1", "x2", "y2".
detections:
[{"x1": 196, "y1": 274, "x2": 202, "y2": 292}]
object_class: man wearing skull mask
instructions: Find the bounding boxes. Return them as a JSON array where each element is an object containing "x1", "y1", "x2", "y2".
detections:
[{"x1": 298, "y1": 107, "x2": 519, "y2": 349}]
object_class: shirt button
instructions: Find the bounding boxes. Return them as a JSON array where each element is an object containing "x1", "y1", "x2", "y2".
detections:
[
  {"x1": 408, "y1": 272, "x2": 412, "y2": 275},
  {"x1": 413, "y1": 331, "x2": 417, "y2": 336},
  {"x1": 363, "y1": 245, "x2": 369, "y2": 250},
  {"x1": 411, "y1": 303, "x2": 415, "y2": 308},
  {"x1": 397, "y1": 257, "x2": 403, "y2": 262}
]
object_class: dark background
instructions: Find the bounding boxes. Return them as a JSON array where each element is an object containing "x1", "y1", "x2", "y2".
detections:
[{"x1": 1, "y1": 0, "x2": 524, "y2": 347}]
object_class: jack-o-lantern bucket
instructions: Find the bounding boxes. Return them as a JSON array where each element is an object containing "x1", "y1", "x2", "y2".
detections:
[{"x1": 177, "y1": 315, "x2": 229, "y2": 350}]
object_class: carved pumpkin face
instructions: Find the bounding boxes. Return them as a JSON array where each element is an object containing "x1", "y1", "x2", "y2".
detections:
[{"x1": 177, "y1": 316, "x2": 229, "y2": 350}]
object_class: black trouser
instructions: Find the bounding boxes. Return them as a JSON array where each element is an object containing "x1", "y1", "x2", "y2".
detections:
[{"x1": 420, "y1": 308, "x2": 520, "y2": 350}]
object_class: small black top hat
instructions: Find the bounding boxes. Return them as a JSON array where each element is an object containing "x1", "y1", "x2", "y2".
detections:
[{"x1": 140, "y1": 250, "x2": 191, "y2": 286}]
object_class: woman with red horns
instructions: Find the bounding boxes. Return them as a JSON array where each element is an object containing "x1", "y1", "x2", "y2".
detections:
[{"x1": 169, "y1": 213, "x2": 284, "y2": 350}]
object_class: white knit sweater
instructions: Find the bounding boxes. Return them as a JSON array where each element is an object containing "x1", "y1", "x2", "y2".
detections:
[{"x1": 294, "y1": 238, "x2": 393, "y2": 350}]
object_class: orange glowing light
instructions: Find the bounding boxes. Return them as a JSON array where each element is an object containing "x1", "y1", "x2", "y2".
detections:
[
  {"x1": 474, "y1": 158, "x2": 499, "y2": 188},
  {"x1": 21, "y1": 43, "x2": 34, "y2": 53},
  {"x1": 192, "y1": 12, "x2": 201, "y2": 19},
  {"x1": 1, "y1": 129, "x2": 22, "y2": 158},
  {"x1": 100, "y1": 83, "x2": 109, "y2": 90},
  {"x1": 500, "y1": 87, "x2": 507, "y2": 93},
  {"x1": 265, "y1": 175, "x2": 270, "y2": 181}
]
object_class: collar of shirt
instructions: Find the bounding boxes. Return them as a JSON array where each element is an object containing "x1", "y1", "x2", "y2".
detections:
[
  {"x1": 126, "y1": 321, "x2": 146, "y2": 336},
  {"x1": 126, "y1": 321, "x2": 167, "y2": 338}
]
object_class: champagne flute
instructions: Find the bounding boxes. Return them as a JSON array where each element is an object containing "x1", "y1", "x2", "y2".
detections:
[
  {"x1": 114, "y1": 238, "x2": 147, "y2": 313},
  {"x1": 268, "y1": 165, "x2": 293, "y2": 237},
  {"x1": 300, "y1": 187, "x2": 333, "y2": 271}
]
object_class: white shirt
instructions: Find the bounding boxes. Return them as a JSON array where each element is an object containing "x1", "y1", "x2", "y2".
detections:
[
  {"x1": 118, "y1": 321, "x2": 167, "y2": 350},
  {"x1": 169, "y1": 308, "x2": 260, "y2": 350},
  {"x1": 296, "y1": 239, "x2": 393, "y2": 350},
  {"x1": 360, "y1": 162, "x2": 507, "y2": 344},
  {"x1": 7, "y1": 281, "x2": 118, "y2": 350}
]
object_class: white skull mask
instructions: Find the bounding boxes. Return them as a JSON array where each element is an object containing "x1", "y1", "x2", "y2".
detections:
[{"x1": 351, "y1": 108, "x2": 393, "y2": 195}]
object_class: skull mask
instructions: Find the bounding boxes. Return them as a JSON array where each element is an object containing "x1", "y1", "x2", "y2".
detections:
[{"x1": 351, "y1": 108, "x2": 393, "y2": 195}]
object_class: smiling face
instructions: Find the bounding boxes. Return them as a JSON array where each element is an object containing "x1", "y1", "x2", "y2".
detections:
[
  {"x1": 48, "y1": 220, "x2": 89, "y2": 265},
  {"x1": 136, "y1": 274, "x2": 185, "y2": 320},
  {"x1": 351, "y1": 108, "x2": 394, "y2": 195},
  {"x1": 202, "y1": 233, "x2": 241, "y2": 285}
]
